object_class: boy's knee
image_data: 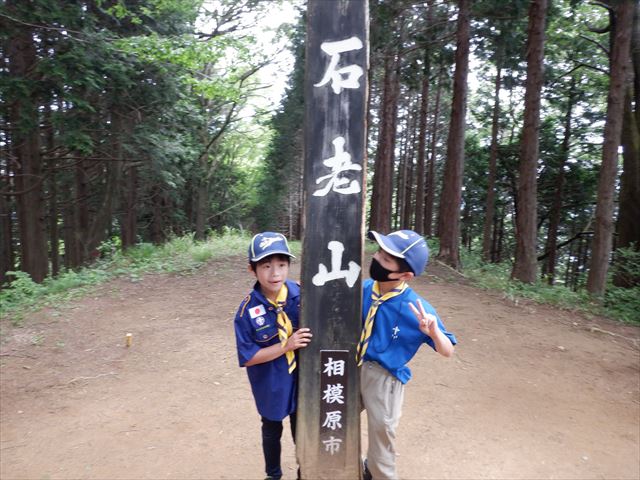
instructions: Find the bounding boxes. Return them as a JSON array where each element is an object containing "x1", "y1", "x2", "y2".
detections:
[{"x1": 261, "y1": 417, "x2": 284, "y2": 438}]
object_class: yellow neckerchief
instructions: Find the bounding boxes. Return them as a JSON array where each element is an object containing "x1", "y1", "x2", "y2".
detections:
[
  {"x1": 267, "y1": 284, "x2": 296, "y2": 374},
  {"x1": 356, "y1": 281, "x2": 407, "y2": 366}
]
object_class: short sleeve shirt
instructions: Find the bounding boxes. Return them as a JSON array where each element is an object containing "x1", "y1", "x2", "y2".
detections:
[
  {"x1": 362, "y1": 278, "x2": 457, "y2": 384},
  {"x1": 234, "y1": 279, "x2": 300, "y2": 421}
]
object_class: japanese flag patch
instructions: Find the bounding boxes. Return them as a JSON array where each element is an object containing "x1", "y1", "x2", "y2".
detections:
[{"x1": 249, "y1": 304, "x2": 267, "y2": 319}]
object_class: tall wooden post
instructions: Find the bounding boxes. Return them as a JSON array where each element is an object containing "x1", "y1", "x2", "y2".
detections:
[{"x1": 297, "y1": 1, "x2": 369, "y2": 479}]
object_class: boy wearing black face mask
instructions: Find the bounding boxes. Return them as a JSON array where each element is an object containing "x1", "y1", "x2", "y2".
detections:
[{"x1": 356, "y1": 230, "x2": 457, "y2": 480}]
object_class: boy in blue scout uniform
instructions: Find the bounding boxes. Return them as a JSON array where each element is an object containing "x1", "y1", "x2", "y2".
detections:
[
  {"x1": 234, "y1": 232, "x2": 313, "y2": 480},
  {"x1": 357, "y1": 229, "x2": 457, "y2": 480}
]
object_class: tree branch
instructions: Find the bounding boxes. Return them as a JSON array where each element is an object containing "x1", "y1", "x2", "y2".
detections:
[
  {"x1": 537, "y1": 231, "x2": 594, "y2": 261},
  {"x1": 580, "y1": 34, "x2": 609, "y2": 56},
  {"x1": 586, "y1": 1, "x2": 612, "y2": 34}
]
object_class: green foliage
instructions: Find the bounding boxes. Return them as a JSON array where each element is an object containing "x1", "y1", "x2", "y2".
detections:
[
  {"x1": 2, "y1": 0, "x2": 285, "y2": 271},
  {"x1": 604, "y1": 248, "x2": 640, "y2": 323},
  {"x1": 612, "y1": 247, "x2": 640, "y2": 287},
  {"x1": 45, "y1": 269, "x2": 108, "y2": 294},
  {"x1": 2, "y1": 0, "x2": 631, "y2": 331},
  {"x1": 0, "y1": 272, "x2": 47, "y2": 310},
  {"x1": 254, "y1": 11, "x2": 305, "y2": 232},
  {"x1": 204, "y1": 125, "x2": 273, "y2": 231},
  {"x1": 0, "y1": 231, "x2": 252, "y2": 324},
  {"x1": 190, "y1": 229, "x2": 249, "y2": 262},
  {"x1": 460, "y1": 249, "x2": 639, "y2": 325},
  {"x1": 3, "y1": 231, "x2": 636, "y2": 329},
  {"x1": 604, "y1": 286, "x2": 640, "y2": 324},
  {"x1": 461, "y1": 134, "x2": 491, "y2": 245},
  {"x1": 123, "y1": 243, "x2": 157, "y2": 263}
]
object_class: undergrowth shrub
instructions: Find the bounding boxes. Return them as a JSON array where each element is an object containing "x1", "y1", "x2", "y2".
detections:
[
  {"x1": 605, "y1": 247, "x2": 640, "y2": 323},
  {"x1": 2, "y1": 233, "x2": 637, "y2": 326},
  {"x1": 604, "y1": 286, "x2": 640, "y2": 324},
  {"x1": 460, "y1": 248, "x2": 638, "y2": 325},
  {"x1": 0, "y1": 271, "x2": 46, "y2": 309},
  {"x1": 0, "y1": 231, "x2": 252, "y2": 324}
]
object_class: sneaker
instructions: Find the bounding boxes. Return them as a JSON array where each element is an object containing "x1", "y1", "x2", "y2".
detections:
[{"x1": 362, "y1": 458, "x2": 372, "y2": 480}]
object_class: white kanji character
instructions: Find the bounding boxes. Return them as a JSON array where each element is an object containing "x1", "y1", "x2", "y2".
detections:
[
  {"x1": 323, "y1": 357, "x2": 346, "y2": 377},
  {"x1": 322, "y1": 436, "x2": 343, "y2": 455},
  {"x1": 322, "y1": 411, "x2": 343, "y2": 431},
  {"x1": 314, "y1": 37, "x2": 364, "y2": 94},
  {"x1": 312, "y1": 241, "x2": 360, "y2": 288},
  {"x1": 322, "y1": 383, "x2": 345, "y2": 404},
  {"x1": 313, "y1": 137, "x2": 362, "y2": 197}
]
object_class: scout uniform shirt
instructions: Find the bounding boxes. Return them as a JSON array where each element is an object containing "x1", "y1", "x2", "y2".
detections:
[
  {"x1": 234, "y1": 279, "x2": 301, "y2": 421},
  {"x1": 361, "y1": 278, "x2": 457, "y2": 384}
]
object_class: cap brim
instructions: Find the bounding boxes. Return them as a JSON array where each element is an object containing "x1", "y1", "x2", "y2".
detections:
[
  {"x1": 250, "y1": 251, "x2": 296, "y2": 262},
  {"x1": 368, "y1": 231, "x2": 405, "y2": 259}
]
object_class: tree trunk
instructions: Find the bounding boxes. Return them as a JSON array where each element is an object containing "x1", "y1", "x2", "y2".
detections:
[
  {"x1": 150, "y1": 185, "x2": 166, "y2": 244},
  {"x1": 565, "y1": 239, "x2": 574, "y2": 288},
  {"x1": 120, "y1": 164, "x2": 138, "y2": 250},
  {"x1": 41, "y1": 102, "x2": 60, "y2": 277},
  {"x1": 436, "y1": 0, "x2": 470, "y2": 270},
  {"x1": 587, "y1": 1, "x2": 635, "y2": 295},
  {"x1": 86, "y1": 161, "x2": 122, "y2": 255},
  {"x1": 6, "y1": 15, "x2": 48, "y2": 282},
  {"x1": 295, "y1": 164, "x2": 304, "y2": 239},
  {"x1": 192, "y1": 64, "x2": 238, "y2": 240},
  {"x1": 482, "y1": 50, "x2": 503, "y2": 262},
  {"x1": 395, "y1": 106, "x2": 409, "y2": 230},
  {"x1": 542, "y1": 77, "x2": 576, "y2": 284},
  {"x1": 85, "y1": 112, "x2": 126, "y2": 255},
  {"x1": 613, "y1": 2, "x2": 640, "y2": 288},
  {"x1": 461, "y1": 201, "x2": 471, "y2": 252},
  {"x1": 72, "y1": 159, "x2": 90, "y2": 267},
  {"x1": 401, "y1": 97, "x2": 417, "y2": 229},
  {"x1": 511, "y1": 0, "x2": 548, "y2": 284},
  {"x1": 613, "y1": 95, "x2": 640, "y2": 287},
  {"x1": 48, "y1": 152, "x2": 60, "y2": 277},
  {"x1": 370, "y1": 37, "x2": 401, "y2": 233},
  {"x1": 581, "y1": 235, "x2": 591, "y2": 279},
  {"x1": 402, "y1": 129, "x2": 415, "y2": 229},
  {"x1": 366, "y1": 50, "x2": 376, "y2": 157},
  {"x1": 195, "y1": 180, "x2": 208, "y2": 241},
  {"x1": 414, "y1": 48, "x2": 431, "y2": 235},
  {"x1": 1, "y1": 129, "x2": 14, "y2": 286},
  {"x1": 62, "y1": 198, "x2": 77, "y2": 270},
  {"x1": 425, "y1": 69, "x2": 443, "y2": 237},
  {"x1": 493, "y1": 205, "x2": 504, "y2": 263},
  {"x1": 0, "y1": 191, "x2": 13, "y2": 286},
  {"x1": 573, "y1": 237, "x2": 586, "y2": 290}
]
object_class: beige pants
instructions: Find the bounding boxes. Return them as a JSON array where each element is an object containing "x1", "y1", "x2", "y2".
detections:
[{"x1": 361, "y1": 361, "x2": 405, "y2": 480}]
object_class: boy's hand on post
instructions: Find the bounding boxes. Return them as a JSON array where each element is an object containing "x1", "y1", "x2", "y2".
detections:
[
  {"x1": 287, "y1": 328, "x2": 313, "y2": 351},
  {"x1": 409, "y1": 301, "x2": 438, "y2": 337}
]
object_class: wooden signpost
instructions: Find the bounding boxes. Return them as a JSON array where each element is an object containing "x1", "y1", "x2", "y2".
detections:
[{"x1": 297, "y1": 1, "x2": 369, "y2": 479}]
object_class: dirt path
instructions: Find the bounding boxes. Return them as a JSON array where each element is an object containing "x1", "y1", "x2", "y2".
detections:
[{"x1": 1, "y1": 258, "x2": 639, "y2": 480}]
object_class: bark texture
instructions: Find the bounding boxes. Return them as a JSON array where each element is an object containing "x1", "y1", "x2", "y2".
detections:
[
  {"x1": 436, "y1": 0, "x2": 470, "y2": 269},
  {"x1": 511, "y1": 0, "x2": 548, "y2": 284},
  {"x1": 587, "y1": 0, "x2": 634, "y2": 295}
]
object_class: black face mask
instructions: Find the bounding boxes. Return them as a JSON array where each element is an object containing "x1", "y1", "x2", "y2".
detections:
[{"x1": 369, "y1": 258, "x2": 399, "y2": 282}]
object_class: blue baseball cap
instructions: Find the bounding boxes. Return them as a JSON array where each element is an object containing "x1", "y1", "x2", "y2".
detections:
[
  {"x1": 368, "y1": 230, "x2": 429, "y2": 276},
  {"x1": 248, "y1": 232, "x2": 295, "y2": 262}
]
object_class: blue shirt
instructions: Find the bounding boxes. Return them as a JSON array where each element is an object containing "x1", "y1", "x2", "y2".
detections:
[
  {"x1": 362, "y1": 279, "x2": 457, "y2": 384},
  {"x1": 234, "y1": 279, "x2": 300, "y2": 421}
]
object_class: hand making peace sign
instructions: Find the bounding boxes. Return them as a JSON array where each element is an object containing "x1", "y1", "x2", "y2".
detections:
[{"x1": 409, "y1": 300, "x2": 439, "y2": 337}]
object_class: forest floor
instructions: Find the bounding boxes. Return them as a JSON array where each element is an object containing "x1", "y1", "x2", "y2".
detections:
[{"x1": 1, "y1": 257, "x2": 639, "y2": 480}]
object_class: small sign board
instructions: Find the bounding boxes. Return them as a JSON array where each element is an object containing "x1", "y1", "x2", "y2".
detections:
[{"x1": 319, "y1": 350, "x2": 349, "y2": 462}]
